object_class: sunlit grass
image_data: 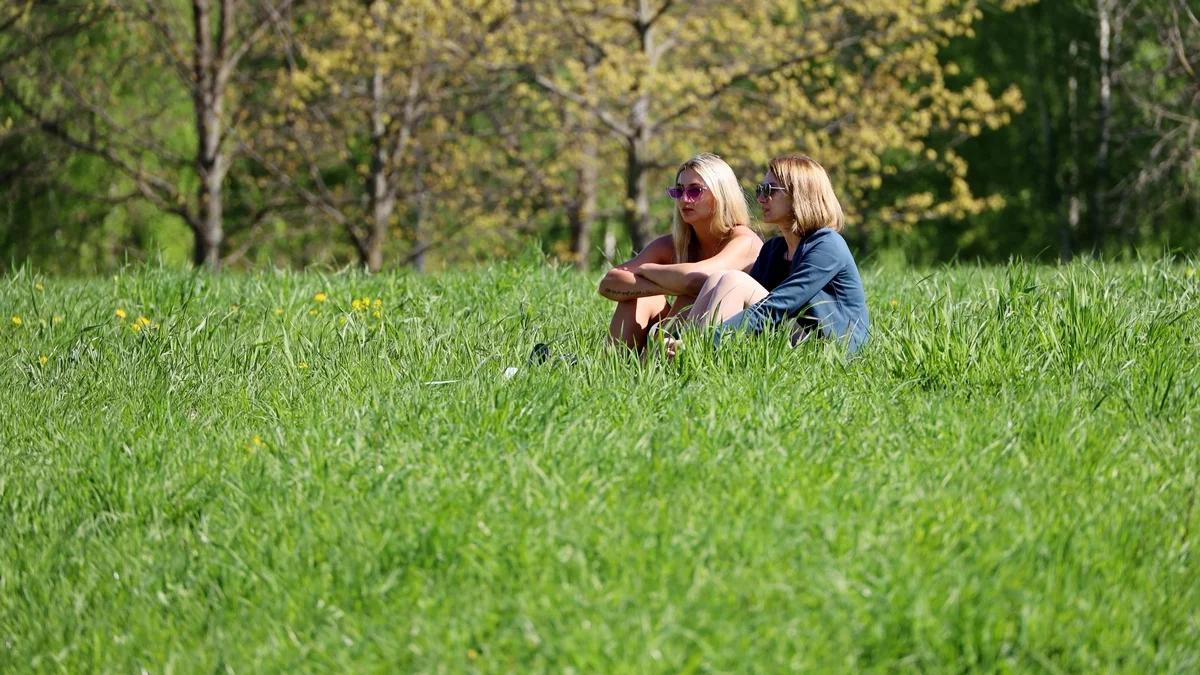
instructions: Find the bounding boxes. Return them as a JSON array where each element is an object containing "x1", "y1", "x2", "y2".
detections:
[{"x1": 2, "y1": 257, "x2": 1198, "y2": 671}]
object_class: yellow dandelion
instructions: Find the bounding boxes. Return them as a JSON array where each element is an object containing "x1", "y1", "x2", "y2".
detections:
[
  {"x1": 35, "y1": 283, "x2": 44, "y2": 292},
  {"x1": 308, "y1": 308, "x2": 319, "y2": 317},
  {"x1": 467, "y1": 649, "x2": 479, "y2": 661},
  {"x1": 297, "y1": 361, "x2": 309, "y2": 370},
  {"x1": 52, "y1": 315, "x2": 64, "y2": 325},
  {"x1": 38, "y1": 354, "x2": 48, "y2": 366},
  {"x1": 313, "y1": 292, "x2": 327, "y2": 303},
  {"x1": 274, "y1": 307, "x2": 284, "y2": 316},
  {"x1": 229, "y1": 304, "x2": 240, "y2": 313},
  {"x1": 890, "y1": 299, "x2": 899, "y2": 309},
  {"x1": 136, "y1": 316, "x2": 152, "y2": 328},
  {"x1": 351, "y1": 298, "x2": 366, "y2": 312},
  {"x1": 115, "y1": 308, "x2": 127, "y2": 320},
  {"x1": 373, "y1": 298, "x2": 382, "y2": 308},
  {"x1": 10, "y1": 315, "x2": 21, "y2": 327},
  {"x1": 130, "y1": 323, "x2": 142, "y2": 333},
  {"x1": 372, "y1": 310, "x2": 382, "y2": 319}
]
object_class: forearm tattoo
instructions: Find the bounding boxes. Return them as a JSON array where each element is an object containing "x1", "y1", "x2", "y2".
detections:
[{"x1": 604, "y1": 288, "x2": 644, "y2": 297}]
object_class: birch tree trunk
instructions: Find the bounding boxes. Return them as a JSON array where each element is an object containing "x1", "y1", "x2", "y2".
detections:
[
  {"x1": 191, "y1": 0, "x2": 228, "y2": 270},
  {"x1": 1091, "y1": 0, "x2": 1113, "y2": 252},
  {"x1": 366, "y1": 61, "x2": 397, "y2": 273}
]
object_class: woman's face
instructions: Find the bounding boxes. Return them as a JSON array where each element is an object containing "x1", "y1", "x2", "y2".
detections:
[
  {"x1": 757, "y1": 170, "x2": 791, "y2": 226},
  {"x1": 674, "y1": 168, "x2": 715, "y2": 226}
]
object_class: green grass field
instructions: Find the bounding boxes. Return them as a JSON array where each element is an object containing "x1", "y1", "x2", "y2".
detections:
[{"x1": 2, "y1": 257, "x2": 1198, "y2": 672}]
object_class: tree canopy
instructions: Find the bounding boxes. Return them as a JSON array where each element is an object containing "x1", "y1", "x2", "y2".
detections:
[{"x1": 1, "y1": 0, "x2": 1195, "y2": 273}]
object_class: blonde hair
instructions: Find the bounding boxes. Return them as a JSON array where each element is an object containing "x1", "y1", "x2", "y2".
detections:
[
  {"x1": 767, "y1": 154, "x2": 845, "y2": 236},
  {"x1": 671, "y1": 153, "x2": 751, "y2": 263}
]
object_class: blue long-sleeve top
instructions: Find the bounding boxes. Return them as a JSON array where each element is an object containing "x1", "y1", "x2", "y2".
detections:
[{"x1": 723, "y1": 228, "x2": 870, "y2": 353}]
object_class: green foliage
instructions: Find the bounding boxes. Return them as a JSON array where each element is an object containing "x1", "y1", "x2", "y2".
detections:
[
  {"x1": 0, "y1": 2, "x2": 199, "y2": 273},
  {"x1": 920, "y1": 0, "x2": 1200, "y2": 262},
  {"x1": 2, "y1": 260, "x2": 1198, "y2": 670},
  {"x1": 1, "y1": 1, "x2": 1196, "y2": 272}
]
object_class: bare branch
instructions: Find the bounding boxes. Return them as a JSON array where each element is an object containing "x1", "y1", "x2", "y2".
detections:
[
  {"x1": 526, "y1": 69, "x2": 634, "y2": 139},
  {"x1": 133, "y1": 0, "x2": 196, "y2": 85},
  {"x1": 0, "y1": 73, "x2": 197, "y2": 232},
  {"x1": 646, "y1": 0, "x2": 676, "y2": 28},
  {"x1": 218, "y1": 0, "x2": 299, "y2": 90}
]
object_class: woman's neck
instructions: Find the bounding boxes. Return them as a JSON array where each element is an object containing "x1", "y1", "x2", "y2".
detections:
[
  {"x1": 690, "y1": 219, "x2": 723, "y2": 248},
  {"x1": 779, "y1": 223, "x2": 802, "y2": 258}
]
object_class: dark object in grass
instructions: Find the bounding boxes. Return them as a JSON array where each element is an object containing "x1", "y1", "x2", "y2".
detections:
[
  {"x1": 529, "y1": 342, "x2": 550, "y2": 364},
  {"x1": 529, "y1": 342, "x2": 577, "y2": 366}
]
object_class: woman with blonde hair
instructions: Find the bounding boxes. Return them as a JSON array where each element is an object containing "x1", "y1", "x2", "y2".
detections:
[
  {"x1": 684, "y1": 154, "x2": 869, "y2": 354},
  {"x1": 598, "y1": 153, "x2": 761, "y2": 352}
]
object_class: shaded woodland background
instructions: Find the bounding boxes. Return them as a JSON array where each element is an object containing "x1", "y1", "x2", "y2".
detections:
[{"x1": 0, "y1": 0, "x2": 1196, "y2": 274}]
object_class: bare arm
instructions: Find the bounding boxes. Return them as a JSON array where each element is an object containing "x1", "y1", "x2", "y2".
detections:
[
  {"x1": 597, "y1": 235, "x2": 676, "y2": 301},
  {"x1": 635, "y1": 232, "x2": 762, "y2": 296},
  {"x1": 633, "y1": 266, "x2": 710, "y2": 297},
  {"x1": 598, "y1": 267, "x2": 675, "y2": 300}
]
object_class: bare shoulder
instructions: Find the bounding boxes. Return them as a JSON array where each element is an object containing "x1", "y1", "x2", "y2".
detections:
[
  {"x1": 637, "y1": 234, "x2": 677, "y2": 263},
  {"x1": 643, "y1": 234, "x2": 677, "y2": 258},
  {"x1": 725, "y1": 225, "x2": 764, "y2": 252},
  {"x1": 615, "y1": 233, "x2": 675, "y2": 268}
]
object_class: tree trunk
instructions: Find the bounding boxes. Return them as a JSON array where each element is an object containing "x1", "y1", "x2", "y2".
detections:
[
  {"x1": 1091, "y1": 0, "x2": 1113, "y2": 253},
  {"x1": 411, "y1": 213, "x2": 427, "y2": 273},
  {"x1": 569, "y1": 133, "x2": 598, "y2": 270},
  {"x1": 623, "y1": 0, "x2": 657, "y2": 252},
  {"x1": 191, "y1": 0, "x2": 226, "y2": 270},
  {"x1": 195, "y1": 171, "x2": 224, "y2": 268},
  {"x1": 365, "y1": 56, "x2": 395, "y2": 273},
  {"x1": 624, "y1": 138, "x2": 653, "y2": 252},
  {"x1": 1063, "y1": 40, "x2": 1080, "y2": 263},
  {"x1": 569, "y1": 52, "x2": 600, "y2": 270},
  {"x1": 412, "y1": 160, "x2": 428, "y2": 272}
]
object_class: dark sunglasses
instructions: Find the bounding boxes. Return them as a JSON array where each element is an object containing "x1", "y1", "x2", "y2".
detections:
[
  {"x1": 755, "y1": 183, "x2": 788, "y2": 199},
  {"x1": 666, "y1": 185, "x2": 709, "y2": 201}
]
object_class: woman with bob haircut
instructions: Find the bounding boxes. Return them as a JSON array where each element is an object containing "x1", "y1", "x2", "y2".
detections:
[
  {"x1": 598, "y1": 153, "x2": 761, "y2": 352},
  {"x1": 682, "y1": 154, "x2": 869, "y2": 354}
]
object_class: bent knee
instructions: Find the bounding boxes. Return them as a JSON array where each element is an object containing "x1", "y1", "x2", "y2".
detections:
[
  {"x1": 701, "y1": 269, "x2": 745, "y2": 293},
  {"x1": 613, "y1": 295, "x2": 667, "y2": 322},
  {"x1": 712, "y1": 270, "x2": 757, "y2": 289}
]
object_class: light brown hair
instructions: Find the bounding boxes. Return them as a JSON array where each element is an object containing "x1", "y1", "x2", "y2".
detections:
[{"x1": 767, "y1": 154, "x2": 845, "y2": 236}]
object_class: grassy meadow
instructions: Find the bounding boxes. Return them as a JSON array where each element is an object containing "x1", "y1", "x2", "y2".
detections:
[{"x1": 2, "y1": 256, "x2": 1198, "y2": 672}]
